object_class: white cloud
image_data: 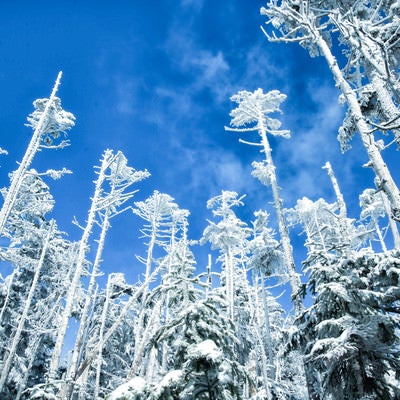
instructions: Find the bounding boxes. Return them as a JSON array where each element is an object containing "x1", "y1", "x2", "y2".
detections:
[
  {"x1": 114, "y1": 77, "x2": 138, "y2": 115},
  {"x1": 157, "y1": 131, "x2": 256, "y2": 210},
  {"x1": 180, "y1": 0, "x2": 204, "y2": 11},
  {"x1": 271, "y1": 81, "x2": 369, "y2": 208},
  {"x1": 159, "y1": 21, "x2": 233, "y2": 108}
]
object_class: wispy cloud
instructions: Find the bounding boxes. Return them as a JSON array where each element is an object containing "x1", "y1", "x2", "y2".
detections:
[
  {"x1": 165, "y1": 137, "x2": 255, "y2": 202},
  {"x1": 180, "y1": 0, "x2": 204, "y2": 12},
  {"x1": 162, "y1": 26, "x2": 232, "y2": 105},
  {"x1": 272, "y1": 80, "x2": 367, "y2": 209}
]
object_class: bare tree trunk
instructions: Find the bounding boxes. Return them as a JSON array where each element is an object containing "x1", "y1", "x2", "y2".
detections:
[
  {"x1": 73, "y1": 261, "x2": 163, "y2": 382},
  {"x1": 129, "y1": 299, "x2": 162, "y2": 378},
  {"x1": 260, "y1": 271, "x2": 276, "y2": 380},
  {"x1": 67, "y1": 208, "x2": 111, "y2": 393},
  {"x1": 94, "y1": 278, "x2": 112, "y2": 400},
  {"x1": 253, "y1": 270, "x2": 272, "y2": 399}
]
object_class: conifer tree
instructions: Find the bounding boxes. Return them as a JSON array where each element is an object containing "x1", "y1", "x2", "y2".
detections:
[
  {"x1": 48, "y1": 150, "x2": 149, "y2": 382},
  {"x1": 0, "y1": 172, "x2": 76, "y2": 399},
  {"x1": 260, "y1": 1, "x2": 400, "y2": 221},
  {"x1": 225, "y1": 89, "x2": 303, "y2": 311},
  {"x1": 0, "y1": 72, "x2": 75, "y2": 237}
]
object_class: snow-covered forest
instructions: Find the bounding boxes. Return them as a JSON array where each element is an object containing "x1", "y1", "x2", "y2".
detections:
[{"x1": 1, "y1": 1, "x2": 400, "y2": 399}]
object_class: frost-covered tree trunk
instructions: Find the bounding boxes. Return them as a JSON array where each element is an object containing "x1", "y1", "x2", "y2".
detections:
[
  {"x1": 260, "y1": 272, "x2": 275, "y2": 380},
  {"x1": 93, "y1": 277, "x2": 113, "y2": 400},
  {"x1": 73, "y1": 261, "x2": 164, "y2": 382},
  {"x1": 0, "y1": 221, "x2": 54, "y2": 393},
  {"x1": 315, "y1": 34, "x2": 400, "y2": 220},
  {"x1": 226, "y1": 89, "x2": 302, "y2": 311},
  {"x1": 252, "y1": 270, "x2": 273, "y2": 399},
  {"x1": 66, "y1": 214, "x2": 110, "y2": 394},
  {"x1": 329, "y1": 3, "x2": 400, "y2": 142},
  {"x1": 201, "y1": 191, "x2": 250, "y2": 323},
  {"x1": 258, "y1": 125, "x2": 302, "y2": 310},
  {"x1": 323, "y1": 162, "x2": 351, "y2": 257},
  {"x1": 261, "y1": 2, "x2": 400, "y2": 222},
  {"x1": 48, "y1": 151, "x2": 112, "y2": 379},
  {"x1": 0, "y1": 72, "x2": 75, "y2": 237},
  {"x1": 67, "y1": 151, "x2": 147, "y2": 396}
]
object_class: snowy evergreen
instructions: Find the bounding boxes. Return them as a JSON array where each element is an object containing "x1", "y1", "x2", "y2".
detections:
[{"x1": 1, "y1": 2, "x2": 400, "y2": 398}]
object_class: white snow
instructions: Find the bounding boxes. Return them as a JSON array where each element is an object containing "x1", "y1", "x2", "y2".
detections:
[
  {"x1": 108, "y1": 376, "x2": 146, "y2": 400},
  {"x1": 187, "y1": 339, "x2": 222, "y2": 362}
]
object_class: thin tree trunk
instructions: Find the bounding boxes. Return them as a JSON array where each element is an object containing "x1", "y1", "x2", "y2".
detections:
[
  {"x1": 67, "y1": 208, "x2": 111, "y2": 393},
  {"x1": 74, "y1": 262, "x2": 163, "y2": 382},
  {"x1": 259, "y1": 126, "x2": 303, "y2": 311},
  {"x1": 315, "y1": 32, "x2": 400, "y2": 222},
  {"x1": 253, "y1": 271, "x2": 272, "y2": 399},
  {"x1": 48, "y1": 150, "x2": 113, "y2": 379},
  {"x1": 0, "y1": 73, "x2": 62, "y2": 237},
  {"x1": 323, "y1": 162, "x2": 351, "y2": 257},
  {"x1": 129, "y1": 299, "x2": 162, "y2": 378},
  {"x1": 260, "y1": 271, "x2": 276, "y2": 380},
  {"x1": 94, "y1": 279, "x2": 112, "y2": 400}
]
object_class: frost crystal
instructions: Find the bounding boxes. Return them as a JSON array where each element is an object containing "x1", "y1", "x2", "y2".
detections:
[{"x1": 26, "y1": 97, "x2": 75, "y2": 138}]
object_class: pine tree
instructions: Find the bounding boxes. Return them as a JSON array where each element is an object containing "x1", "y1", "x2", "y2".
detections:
[{"x1": 225, "y1": 89, "x2": 303, "y2": 311}]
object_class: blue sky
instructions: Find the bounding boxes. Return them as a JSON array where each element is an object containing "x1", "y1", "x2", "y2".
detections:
[{"x1": 0, "y1": 1, "x2": 398, "y2": 287}]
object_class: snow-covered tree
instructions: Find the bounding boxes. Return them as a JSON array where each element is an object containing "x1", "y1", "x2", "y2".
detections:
[
  {"x1": 0, "y1": 72, "x2": 75, "y2": 238},
  {"x1": 294, "y1": 250, "x2": 400, "y2": 399},
  {"x1": 65, "y1": 151, "x2": 149, "y2": 398},
  {"x1": 0, "y1": 172, "x2": 76, "y2": 399},
  {"x1": 127, "y1": 191, "x2": 180, "y2": 379},
  {"x1": 260, "y1": 1, "x2": 400, "y2": 222},
  {"x1": 48, "y1": 149, "x2": 149, "y2": 384},
  {"x1": 201, "y1": 191, "x2": 250, "y2": 321},
  {"x1": 149, "y1": 293, "x2": 248, "y2": 399},
  {"x1": 225, "y1": 88, "x2": 303, "y2": 312}
]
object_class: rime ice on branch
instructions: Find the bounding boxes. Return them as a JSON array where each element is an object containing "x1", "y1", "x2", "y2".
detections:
[
  {"x1": 0, "y1": 72, "x2": 75, "y2": 238},
  {"x1": 260, "y1": 1, "x2": 400, "y2": 222},
  {"x1": 225, "y1": 88, "x2": 303, "y2": 312}
]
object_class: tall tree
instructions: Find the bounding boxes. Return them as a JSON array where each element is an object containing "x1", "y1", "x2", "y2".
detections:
[
  {"x1": 0, "y1": 171, "x2": 76, "y2": 399},
  {"x1": 66, "y1": 151, "x2": 149, "y2": 397},
  {"x1": 260, "y1": 1, "x2": 400, "y2": 221},
  {"x1": 0, "y1": 72, "x2": 75, "y2": 237},
  {"x1": 48, "y1": 150, "x2": 149, "y2": 381},
  {"x1": 225, "y1": 89, "x2": 303, "y2": 311}
]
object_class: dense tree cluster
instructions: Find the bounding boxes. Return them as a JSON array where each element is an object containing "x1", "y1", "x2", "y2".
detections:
[{"x1": 0, "y1": 2, "x2": 399, "y2": 399}]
